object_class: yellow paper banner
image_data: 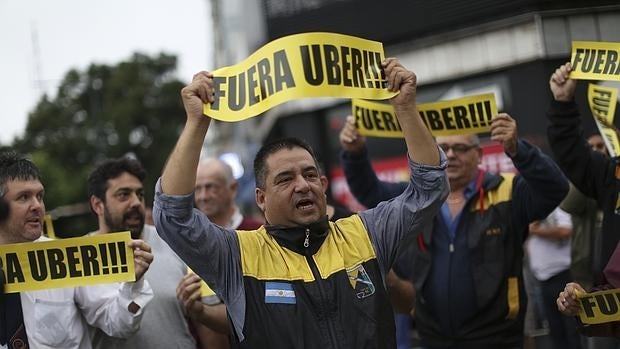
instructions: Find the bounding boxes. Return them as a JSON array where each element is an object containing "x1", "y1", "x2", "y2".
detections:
[
  {"x1": 44, "y1": 214, "x2": 57, "y2": 239},
  {"x1": 352, "y1": 93, "x2": 497, "y2": 137},
  {"x1": 188, "y1": 267, "x2": 216, "y2": 298},
  {"x1": 204, "y1": 32, "x2": 397, "y2": 122},
  {"x1": 0, "y1": 232, "x2": 135, "y2": 293},
  {"x1": 587, "y1": 83, "x2": 619, "y2": 157},
  {"x1": 578, "y1": 288, "x2": 620, "y2": 324},
  {"x1": 570, "y1": 41, "x2": 620, "y2": 81}
]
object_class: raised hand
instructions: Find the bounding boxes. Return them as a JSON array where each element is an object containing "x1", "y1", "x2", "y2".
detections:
[
  {"x1": 128, "y1": 239, "x2": 153, "y2": 281},
  {"x1": 490, "y1": 113, "x2": 518, "y2": 157},
  {"x1": 549, "y1": 62, "x2": 577, "y2": 102},
  {"x1": 339, "y1": 115, "x2": 367, "y2": 154}
]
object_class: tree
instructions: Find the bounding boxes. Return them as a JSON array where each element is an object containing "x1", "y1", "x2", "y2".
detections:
[{"x1": 13, "y1": 52, "x2": 186, "y2": 237}]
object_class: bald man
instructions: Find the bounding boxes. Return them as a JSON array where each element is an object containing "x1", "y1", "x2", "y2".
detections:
[{"x1": 194, "y1": 158, "x2": 262, "y2": 230}]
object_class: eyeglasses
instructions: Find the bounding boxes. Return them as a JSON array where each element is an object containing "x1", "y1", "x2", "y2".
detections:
[{"x1": 438, "y1": 143, "x2": 478, "y2": 155}]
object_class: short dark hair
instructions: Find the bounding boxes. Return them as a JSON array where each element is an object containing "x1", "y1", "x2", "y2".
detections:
[
  {"x1": 0, "y1": 195, "x2": 8, "y2": 222},
  {"x1": 88, "y1": 157, "x2": 146, "y2": 202},
  {"x1": 0, "y1": 151, "x2": 42, "y2": 197},
  {"x1": 253, "y1": 137, "x2": 318, "y2": 189}
]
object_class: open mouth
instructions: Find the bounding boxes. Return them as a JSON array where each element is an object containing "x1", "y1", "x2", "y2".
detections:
[
  {"x1": 26, "y1": 217, "x2": 42, "y2": 227},
  {"x1": 296, "y1": 199, "x2": 315, "y2": 211}
]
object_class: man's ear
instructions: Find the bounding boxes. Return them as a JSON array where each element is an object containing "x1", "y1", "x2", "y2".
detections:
[
  {"x1": 230, "y1": 180, "x2": 239, "y2": 196},
  {"x1": 90, "y1": 195, "x2": 104, "y2": 216},
  {"x1": 255, "y1": 188, "x2": 266, "y2": 212},
  {"x1": 320, "y1": 175, "x2": 329, "y2": 193}
]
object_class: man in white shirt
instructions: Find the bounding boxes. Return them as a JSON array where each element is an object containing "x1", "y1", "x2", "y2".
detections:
[
  {"x1": 0, "y1": 151, "x2": 154, "y2": 349},
  {"x1": 87, "y1": 157, "x2": 209, "y2": 349}
]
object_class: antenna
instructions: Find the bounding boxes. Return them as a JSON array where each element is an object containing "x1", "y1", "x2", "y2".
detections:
[{"x1": 30, "y1": 21, "x2": 45, "y2": 93}]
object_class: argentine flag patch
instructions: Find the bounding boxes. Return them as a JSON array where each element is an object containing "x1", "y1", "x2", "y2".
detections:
[{"x1": 265, "y1": 282, "x2": 296, "y2": 304}]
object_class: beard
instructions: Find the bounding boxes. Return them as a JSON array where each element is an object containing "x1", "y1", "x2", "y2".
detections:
[{"x1": 103, "y1": 206, "x2": 145, "y2": 239}]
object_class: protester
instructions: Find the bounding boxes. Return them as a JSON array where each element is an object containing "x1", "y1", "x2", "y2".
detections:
[
  {"x1": 561, "y1": 133, "x2": 608, "y2": 291},
  {"x1": 549, "y1": 62, "x2": 620, "y2": 344},
  {"x1": 339, "y1": 110, "x2": 569, "y2": 347},
  {"x1": 547, "y1": 62, "x2": 620, "y2": 283},
  {"x1": 154, "y1": 58, "x2": 449, "y2": 347},
  {"x1": 87, "y1": 157, "x2": 209, "y2": 349},
  {"x1": 527, "y1": 206, "x2": 581, "y2": 348},
  {"x1": 0, "y1": 151, "x2": 154, "y2": 349}
]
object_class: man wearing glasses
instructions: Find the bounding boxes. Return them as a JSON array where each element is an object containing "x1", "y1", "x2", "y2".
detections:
[{"x1": 339, "y1": 113, "x2": 569, "y2": 348}]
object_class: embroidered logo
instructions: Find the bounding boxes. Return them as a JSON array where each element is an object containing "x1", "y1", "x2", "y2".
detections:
[
  {"x1": 486, "y1": 227, "x2": 502, "y2": 236},
  {"x1": 346, "y1": 264, "x2": 375, "y2": 299},
  {"x1": 265, "y1": 281, "x2": 296, "y2": 304}
]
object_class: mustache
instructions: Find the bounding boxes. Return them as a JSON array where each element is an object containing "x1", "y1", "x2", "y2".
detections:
[{"x1": 123, "y1": 207, "x2": 144, "y2": 221}]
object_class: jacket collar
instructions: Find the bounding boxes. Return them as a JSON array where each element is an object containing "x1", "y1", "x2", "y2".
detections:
[{"x1": 265, "y1": 216, "x2": 329, "y2": 256}]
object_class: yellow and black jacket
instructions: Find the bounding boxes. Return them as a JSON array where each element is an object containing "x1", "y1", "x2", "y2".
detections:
[
  {"x1": 341, "y1": 140, "x2": 569, "y2": 348},
  {"x1": 232, "y1": 216, "x2": 394, "y2": 348}
]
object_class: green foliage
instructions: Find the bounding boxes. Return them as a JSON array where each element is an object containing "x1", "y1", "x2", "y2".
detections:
[{"x1": 12, "y1": 52, "x2": 186, "y2": 235}]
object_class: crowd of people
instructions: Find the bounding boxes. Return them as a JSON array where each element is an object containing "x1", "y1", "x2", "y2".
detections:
[{"x1": 1, "y1": 55, "x2": 619, "y2": 349}]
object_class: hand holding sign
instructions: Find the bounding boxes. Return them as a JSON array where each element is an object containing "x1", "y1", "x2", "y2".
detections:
[
  {"x1": 557, "y1": 282, "x2": 586, "y2": 317},
  {"x1": 128, "y1": 239, "x2": 153, "y2": 281},
  {"x1": 490, "y1": 113, "x2": 518, "y2": 157},
  {"x1": 177, "y1": 273, "x2": 204, "y2": 319},
  {"x1": 339, "y1": 115, "x2": 366, "y2": 154},
  {"x1": 384, "y1": 58, "x2": 439, "y2": 166},
  {"x1": 182, "y1": 71, "x2": 215, "y2": 124},
  {"x1": 384, "y1": 58, "x2": 417, "y2": 111},
  {"x1": 550, "y1": 62, "x2": 576, "y2": 102}
]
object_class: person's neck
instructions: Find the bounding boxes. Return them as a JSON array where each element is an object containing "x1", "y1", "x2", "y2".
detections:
[
  {"x1": 446, "y1": 189, "x2": 466, "y2": 204},
  {"x1": 209, "y1": 207, "x2": 236, "y2": 227},
  {"x1": 448, "y1": 180, "x2": 468, "y2": 194},
  {"x1": 265, "y1": 216, "x2": 329, "y2": 255},
  {"x1": 449, "y1": 171, "x2": 479, "y2": 193}
]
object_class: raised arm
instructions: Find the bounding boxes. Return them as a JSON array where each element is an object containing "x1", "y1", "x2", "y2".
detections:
[
  {"x1": 161, "y1": 71, "x2": 214, "y2": 195},
  {"x1": 384, "y1": 58, "x2": 440, "y2": 166},
  {"x1": 359, "y1": 59, "x2": 448, "y2": 274},
  {"x1": 154, "y1": 72, "x2": 246, "y2": 340},
  {"x1": 546, "y1": 62, "x2": 613, "y2": 201},
  {"x1": 339, "y1": 115, "x2": 407, "y2": 207}
]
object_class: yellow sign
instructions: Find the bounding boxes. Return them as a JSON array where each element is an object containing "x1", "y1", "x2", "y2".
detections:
[
  {"x1": 570, "y1": 41, "x2": 620, "y2": 81},
  {"x1": 0, "y1": 232, "x2": 135, "y2": 293},
  {"x1": 578, "y1": 288, "x2": 620, "y2": 324},
  {"x1": 588, "y1": 83, "x2": 619, "y2": 157},
  {"x1": 44, "y1": 214, "x2": 57, "y2": 239},
  {"x1": 188, "y1": 267, "x2": 216, "y2": 297},
  {"x1": 352, "y1": 93, "x2": 497, "y2": 137},
  {"x1": 205, "y1": 32, "x2": 397, "y2": 122}
]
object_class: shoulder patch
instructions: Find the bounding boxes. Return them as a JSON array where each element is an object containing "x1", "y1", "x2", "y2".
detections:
[{"x1": 346, "y1": 264, "x2": 375, "y2": 299}]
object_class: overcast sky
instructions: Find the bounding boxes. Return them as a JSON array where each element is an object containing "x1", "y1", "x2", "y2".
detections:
[{"x1": 0, "y1": 0, "x2": 212, "y2": 145}]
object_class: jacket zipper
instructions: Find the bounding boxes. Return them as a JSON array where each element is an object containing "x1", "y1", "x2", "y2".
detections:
[
  {"x1": 306, "y1": 251, "x2": 339, "y2": 348},
  {"x1": 304, "y1": 228, "x2": 310, "y2": 248}
]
